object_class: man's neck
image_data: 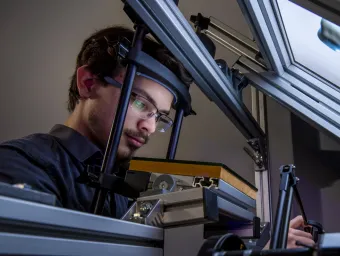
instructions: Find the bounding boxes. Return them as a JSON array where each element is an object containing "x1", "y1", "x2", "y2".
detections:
[
  {"x1": 64, "y1": 107, "x2": 97, "y2": 148},
  {"x1": 64, "y1": 106, "x2": 132, "y2": 167}
]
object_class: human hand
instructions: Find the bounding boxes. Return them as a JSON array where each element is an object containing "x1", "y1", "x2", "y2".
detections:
[
  {"x1": 286, "y1": 215, "x2": 315, "y2": 248},
  {"x1": 263, "y1": 215, "x2": 315, "y2": 249}
]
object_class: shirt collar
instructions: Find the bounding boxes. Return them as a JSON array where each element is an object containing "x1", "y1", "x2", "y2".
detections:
[{"x1": 49, "y1": 124, "x2": 102, "y2": 163}]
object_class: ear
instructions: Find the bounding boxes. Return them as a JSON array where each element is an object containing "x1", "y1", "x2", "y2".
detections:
[{"x1": 76, "y1": 65, "x2": 99, "y2": 99}]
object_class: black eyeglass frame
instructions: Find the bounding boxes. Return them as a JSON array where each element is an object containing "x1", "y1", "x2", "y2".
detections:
[{"x1": 102, "y1": 76, "x2": 174, "y2": 132}]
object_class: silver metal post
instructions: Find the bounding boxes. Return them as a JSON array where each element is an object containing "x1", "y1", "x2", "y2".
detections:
[{"x1": 251, "y1": 87, "x2": 271, "y2": 224}]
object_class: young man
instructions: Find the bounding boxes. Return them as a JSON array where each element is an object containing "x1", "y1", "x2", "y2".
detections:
[
  {"x1": 0, "y1": 25, "x2": 314, "y2": 249},
  {"x1": 0, "y1": 26, "x2": 192, "y2": 218}
]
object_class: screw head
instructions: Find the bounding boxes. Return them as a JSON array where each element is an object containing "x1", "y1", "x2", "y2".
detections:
[{"x1": 139, "y1": 202, "x2": 153, "y2": 215}]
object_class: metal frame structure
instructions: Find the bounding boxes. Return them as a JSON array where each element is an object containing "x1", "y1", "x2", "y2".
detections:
[
  {"x1": 235, "y1": 0, "x2": 340, "y2": 141},
  {"x1": 0, "y1": 181, "x2": 259, "y2": 255},
  {"x1": 3, "y1": 0, "x2": 340, "y2": 255},
  {"x1": 198, "y1": 0, "x2": 340, "y2": 230},
  {"x1": 205, "y1": 0, "x2": 340, "y2": 226},
  {"x1": 124, "y1": 0, "x2": 269, "y2": 227},
  {"x1": 90, "y1": 0, "x2": 268, "y2": 214},
  {"x1": 193, "y1": 12, "x2": 272, "y2": 224},
  {"x1": 228, "y1": 0, "x2": 340, "y2": 228},
  {"x1": 121, "y1": 0, "x2": 340, "y2": 228}
]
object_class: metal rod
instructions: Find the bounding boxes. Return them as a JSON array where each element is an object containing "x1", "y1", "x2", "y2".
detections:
[
  {"x1": 207, "y1": 31, "x2": 241, "y2": 57},
  {"x1": 205, "y1": 30, "x2": 267, "y2": 70},
  {"x1": 259, "y1": 171, "x2": 265, "y2": 222},
  {"x1": 236, "y1": 57, "x2": 267, "y2": 74},
  {"x1": 92, "y1": 25, "x2": 147, "y2": 215},
  {"x1": 209, "y1": 21, "x2": 259, "y2": 53},
  {"x1": 294, "y1": 184, "x2": 308, "y2": 224},
  {"x1": 166, "y1": 108, "x2": 184, "y2": 159},
  {"x1": 271, "y1": 165, "x2": 297, "y2": 249},
  {"x1": 281, "y1": 185, "x2": 294, "y2": 248},
  {"x1": 270, "y1": 189, "x2": 287, "y2": 249}
]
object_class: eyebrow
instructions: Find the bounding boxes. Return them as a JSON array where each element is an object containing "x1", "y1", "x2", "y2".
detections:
[{"x1": 132, "y1": 87, "x2": 171, "y2": 115}]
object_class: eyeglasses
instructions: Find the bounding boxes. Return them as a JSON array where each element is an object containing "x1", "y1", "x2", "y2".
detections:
[
  {"x1": 129, "y1": 92, "x2": 173, "y2": 133},
  {"x1": 101, "y1": 76, "x2": 173, "y2": 133}
]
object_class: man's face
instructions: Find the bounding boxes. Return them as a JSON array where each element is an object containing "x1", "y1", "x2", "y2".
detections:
[{"x1": 86, "y1": 71, "x2": 174, "y2": 161}]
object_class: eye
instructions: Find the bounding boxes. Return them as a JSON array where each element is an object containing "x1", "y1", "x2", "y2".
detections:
[{"x1": 133, "y1": 99, "x2": 146, "y2": 110}]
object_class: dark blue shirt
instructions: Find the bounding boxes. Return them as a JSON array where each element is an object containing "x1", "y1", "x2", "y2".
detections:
[{"x1": 0, "y1": 124, "x2": 128, "y2": 218}]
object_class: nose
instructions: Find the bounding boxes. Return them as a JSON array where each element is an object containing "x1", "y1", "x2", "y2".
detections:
[{"x1": 137, "y1": 117, "x2": 157, "y2": 134}]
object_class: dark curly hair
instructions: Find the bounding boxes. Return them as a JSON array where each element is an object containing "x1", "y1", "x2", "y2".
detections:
[{"x1": 68, "y1": 25, "x2": 192, "y2": 112}]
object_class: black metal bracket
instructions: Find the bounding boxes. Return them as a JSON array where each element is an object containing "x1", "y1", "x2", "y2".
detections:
[
  {"x1": 243, "y1": 138, "x2": 265, "y2": 171},
  {"x1": 190, "y1": 13, "x2": 211, "y2": 31},
  {"x1": 306, "y1": 220, "x2": 325, "y2": 243},
  {"x1": 256, "y1": 222, "x2": 271, "y2": 248},
  {"x1": 77, "y1": 166, "x2": 139, "y2": 199},
  {"x1": 215, "y1": 59, "x2": 249, "y2": 100},
  {"x1": 190, "y1": 13, "x2": 216, "y2": 58}
]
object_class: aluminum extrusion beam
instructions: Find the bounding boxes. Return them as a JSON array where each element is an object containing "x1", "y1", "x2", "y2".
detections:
[
  {"x1": 0, "y1": 195, "x2": 163, "y2": 242},
  {"x1": 125, "y1": 0, "x2": 265, "y2": 142},
  {"x1": 236, "y1": 0, "x2": 284, "y2": 75},
  {"x1": 0, "y1": 233, "x2": 162, "y2": 256},
  {"x1": 217, "y1": 179, "x2": 256, "y2": 210},
  {"x1": 138, "y1": 187, "x2": 255, "y2": 222},
  {"x1": 243, "y1": 70, "x2": 340, "y2": 139}
]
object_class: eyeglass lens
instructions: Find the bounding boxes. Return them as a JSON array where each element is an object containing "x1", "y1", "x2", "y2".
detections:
[{"x1": 130, "y1": 94, "x2": 173, "y2": 132}]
